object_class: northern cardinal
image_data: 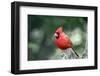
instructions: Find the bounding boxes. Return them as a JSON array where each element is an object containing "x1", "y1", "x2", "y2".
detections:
[{"x1": 54, "y1": 26, "x2": 79, "y2": 59}]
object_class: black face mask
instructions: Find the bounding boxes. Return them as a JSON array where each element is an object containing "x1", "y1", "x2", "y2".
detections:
[{"x1": 56, "y1": 32, "x2": 60, "y2": 39}]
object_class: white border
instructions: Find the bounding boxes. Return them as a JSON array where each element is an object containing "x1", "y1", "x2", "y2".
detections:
[{"x1": 20, "y1": 6, "x2": 95, "y2": 70}]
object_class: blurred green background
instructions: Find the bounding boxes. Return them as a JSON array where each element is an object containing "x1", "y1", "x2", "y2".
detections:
[{"x1": 28, "y1": 15, "x2": 87, "y2": 61}]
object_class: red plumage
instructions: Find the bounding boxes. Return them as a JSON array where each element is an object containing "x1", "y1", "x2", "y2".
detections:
[{"x1": 54, "y1": 26, "x2": 72, "y2": 50}]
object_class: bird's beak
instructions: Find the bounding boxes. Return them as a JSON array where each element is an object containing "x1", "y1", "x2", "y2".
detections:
[
  {"x1": 52, "y1": 33, "x2": 57, "y2": 39},
  {"x1": 54, "y1": 33, "x2": 58, "y2": 38},
  {"x1": 52, "y1": 33, "x2": 58, "y2": 41}
]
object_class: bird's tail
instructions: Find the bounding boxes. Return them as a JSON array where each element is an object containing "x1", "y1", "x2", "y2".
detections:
[{"x1": 62, "y1": 48, "x2": 79, "y2": 59}]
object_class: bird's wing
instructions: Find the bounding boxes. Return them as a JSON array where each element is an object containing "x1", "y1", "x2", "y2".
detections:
[{"x1": 65, "y1": 33, "x2": 73, "y2": 46}]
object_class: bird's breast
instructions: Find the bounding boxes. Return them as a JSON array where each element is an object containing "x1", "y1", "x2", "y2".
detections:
[{"x1": 55, "y1": 34, "x2": 72, "y2": 50}]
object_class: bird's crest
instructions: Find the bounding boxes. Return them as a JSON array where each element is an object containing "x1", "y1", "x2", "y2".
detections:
[{"x1": 56, "y1": 26, "x2": 62, "y2": 34}]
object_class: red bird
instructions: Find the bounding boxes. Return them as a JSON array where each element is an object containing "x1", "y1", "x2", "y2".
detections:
[
  {"x1": 54, "y1": 26, "x2": 72, "y2": 50},
  {"x1": 54, "y1": 26, "x2": 79, "y2": 59}
]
